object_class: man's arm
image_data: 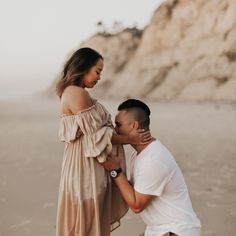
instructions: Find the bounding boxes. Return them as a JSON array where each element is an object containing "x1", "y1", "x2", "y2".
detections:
[
  {"x1": 101, "y1": 150, "x2": 155, "y2": 213},
  {"x1": 113, "y1": 172, "x2": 155, "y2": 213}
]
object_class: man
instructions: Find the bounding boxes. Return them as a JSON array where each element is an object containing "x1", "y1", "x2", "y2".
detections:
[{"x1": 102, "y1": 99, "x2": 201, "y2": 236}]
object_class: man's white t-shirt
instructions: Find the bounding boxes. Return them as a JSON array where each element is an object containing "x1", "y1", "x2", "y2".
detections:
[{"x1": 129, "y1": 139, "x2": 201, "y2": 236}]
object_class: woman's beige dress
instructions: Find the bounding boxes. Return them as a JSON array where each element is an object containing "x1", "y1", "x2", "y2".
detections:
[{"x1": 56, "y1": 99, "x2": 128, "y2": 236}]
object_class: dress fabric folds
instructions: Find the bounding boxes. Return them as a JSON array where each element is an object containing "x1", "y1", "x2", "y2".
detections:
[{"x1": 56, "y1": 99, "x2": 128, "y2": 236}]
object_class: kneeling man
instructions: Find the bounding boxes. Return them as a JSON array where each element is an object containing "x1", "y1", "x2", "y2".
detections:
[{"x1": 102, "y1": 99, "x2": 201, "y2": 236}]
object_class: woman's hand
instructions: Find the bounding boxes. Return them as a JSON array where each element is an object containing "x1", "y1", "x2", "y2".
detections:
[{"x1": 128, "y1": 129, "x2": 152, "y2": 145}]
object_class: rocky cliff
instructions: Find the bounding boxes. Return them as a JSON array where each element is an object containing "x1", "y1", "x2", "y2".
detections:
[{"x1": 51, "y1": 0, "x2": 236, "y2": 101}]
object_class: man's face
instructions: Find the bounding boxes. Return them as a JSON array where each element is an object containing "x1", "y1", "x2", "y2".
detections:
[{"x1": 115, "y1": 110, "x2": 134, "y2": 135}]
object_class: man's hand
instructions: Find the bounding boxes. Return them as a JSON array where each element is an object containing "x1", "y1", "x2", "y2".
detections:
[{"x1": 101, "y1": 146, "x2": 122, "y2": 170}]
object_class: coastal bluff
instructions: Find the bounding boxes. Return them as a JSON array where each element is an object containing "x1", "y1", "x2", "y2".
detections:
[{"x1": 49, "y1": 0, "x2": 236, "y2": 102}]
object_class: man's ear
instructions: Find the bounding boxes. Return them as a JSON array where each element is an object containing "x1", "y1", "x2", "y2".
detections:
[{"x1": 133, "y1": 121, "x2": 140, "y2": 130}]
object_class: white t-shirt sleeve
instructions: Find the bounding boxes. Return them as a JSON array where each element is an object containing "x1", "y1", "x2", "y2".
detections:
[{"x1": 134, "y1": 157, "x2": 169, "y2": 197}]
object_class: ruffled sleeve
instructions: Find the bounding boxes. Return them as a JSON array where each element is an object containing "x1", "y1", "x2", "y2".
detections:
[{"x1": 58, "y1": 102, "x2": 114, "y2": 163}]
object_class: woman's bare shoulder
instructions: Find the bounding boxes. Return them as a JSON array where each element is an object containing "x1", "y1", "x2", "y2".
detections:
[
  {"x1": 63, "y1": 85, "x2": 87, "y2": 95},
  {"x1": 61, "y1": 86, "x2": 93, "y2": 115}
]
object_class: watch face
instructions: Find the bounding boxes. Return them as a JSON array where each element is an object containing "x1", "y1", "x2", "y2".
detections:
[{"x1": 110, "y1": 170, "x2": 117, "y2": 178}]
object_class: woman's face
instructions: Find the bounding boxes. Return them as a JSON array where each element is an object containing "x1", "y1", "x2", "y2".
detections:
[{"x1": 82, "y1": 59, "x2": 104, "y2": 88}]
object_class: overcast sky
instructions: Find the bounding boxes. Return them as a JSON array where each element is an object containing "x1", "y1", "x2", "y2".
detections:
[{"x1": 0, "y1": 0, "x2": 163, "y2": 99}]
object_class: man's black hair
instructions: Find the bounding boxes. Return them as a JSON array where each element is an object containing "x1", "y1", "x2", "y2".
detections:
[
  {"x1": 118, "y1": 99, "x2": 151, "y2": 129},
  {"x1": 118, "y1": 99, "x2": 151, "y2": 116}
]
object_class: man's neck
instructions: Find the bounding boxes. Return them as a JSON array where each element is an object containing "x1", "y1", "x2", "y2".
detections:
[{"x1": 132, "y1": 137, "x2": 156, "y2": 154}]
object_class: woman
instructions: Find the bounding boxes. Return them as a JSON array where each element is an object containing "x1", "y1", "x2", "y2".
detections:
[{"x1": 55, "y1": 47, "x2": 151, "y2": 236}]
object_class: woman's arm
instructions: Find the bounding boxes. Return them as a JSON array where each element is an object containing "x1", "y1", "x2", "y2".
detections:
[
  {"x1": 111, "y1": 134, "x2": 130, "y2": 145},
  {"x1": 111, "y1": 129, "x2": 152, "y2": 145}
]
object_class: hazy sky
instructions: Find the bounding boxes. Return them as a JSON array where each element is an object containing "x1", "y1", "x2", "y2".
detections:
[{"x1": 0, "y1": 0, "x2": 163, "y2": 99}]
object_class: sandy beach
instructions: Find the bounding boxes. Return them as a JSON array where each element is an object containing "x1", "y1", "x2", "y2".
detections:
[{"x1": 0, "y1": 97, "x2": 235, "y2": 236}]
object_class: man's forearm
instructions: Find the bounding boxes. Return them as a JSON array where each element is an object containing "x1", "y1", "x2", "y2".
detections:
[{"x1": 114, "y1": 173, "x2": 141, "y2": 213}]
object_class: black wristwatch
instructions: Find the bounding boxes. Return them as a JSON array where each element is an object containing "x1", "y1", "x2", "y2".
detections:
[{"x1": 110, "y1": 168, "x2": 122, "y2": 179}]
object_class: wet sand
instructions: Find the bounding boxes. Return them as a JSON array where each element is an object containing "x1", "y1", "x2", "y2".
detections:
[{"x1": 0, "y1": 97, "x2": 235, "y2": 236}]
